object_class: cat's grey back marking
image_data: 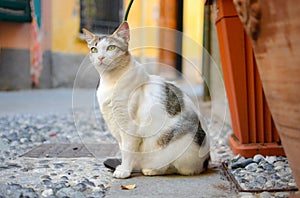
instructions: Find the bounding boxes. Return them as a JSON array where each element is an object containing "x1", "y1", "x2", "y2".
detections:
[
  {"x1": 157, "y1": 111, "x2": 206, "y2": 148},
  {"x1": 164, "y1": 83, "x2": 184, "y2": 116},
  {"x1": 157, "y1": 132, "x2": 174, "y2": 147}
]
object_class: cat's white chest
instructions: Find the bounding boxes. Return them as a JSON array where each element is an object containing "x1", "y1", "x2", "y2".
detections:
[{"x1": 96, "y1": 87, "x2": 113, "y2": 113}]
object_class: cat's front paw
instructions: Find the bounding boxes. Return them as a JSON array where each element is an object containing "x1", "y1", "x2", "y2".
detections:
[{"x1": 113, "y1": 165, "x2": 131, "y2": 179}]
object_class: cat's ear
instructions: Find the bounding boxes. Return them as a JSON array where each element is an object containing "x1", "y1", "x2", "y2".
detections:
[
  {"x1": 82, "y1": 28, "x2": 96, "y2": 44},
  {"x1": 113, "y1": 22, "x2": 130, "y2": 42}
]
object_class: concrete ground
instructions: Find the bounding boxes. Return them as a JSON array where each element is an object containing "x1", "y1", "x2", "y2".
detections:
[
  {"x1": 106, "y1": 170, "x2": 235, "y2": 198},
  {"x1": 0, "y1": 89, "x2": 239, "y2": 197}
]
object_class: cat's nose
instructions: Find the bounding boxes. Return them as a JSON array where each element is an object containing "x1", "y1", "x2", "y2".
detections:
[{"x1": 98, "y1": 56, "x2": 105, "y2": 62}]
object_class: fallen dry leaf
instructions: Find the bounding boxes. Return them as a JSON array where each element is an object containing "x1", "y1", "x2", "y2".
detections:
[{"x1": 121, "y1": 184, "x2": 136, "y2": 190}]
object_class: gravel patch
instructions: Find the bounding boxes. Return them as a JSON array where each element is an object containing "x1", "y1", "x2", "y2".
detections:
[
  {"x1": 225, "y1": 154, "x2": 298, "y2": 195},
  {"x1": 0, "y1": 111, "x2": 115, "y2": 197},
  {"x1": 207, "y1": 117, "x2": 234, "y2": 163}
]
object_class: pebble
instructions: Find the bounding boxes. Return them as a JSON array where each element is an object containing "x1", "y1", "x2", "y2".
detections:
[
  {"x1": 42, "y1": 179, "x2": 52, "y2": 186},
  {"x1": 82, "y1": 178, "x2": 96, "y2": 187},
  {"x1": 231, "y1": 158, "x2": 255, "y2": 169},
  {"x1": 8, "y1": 183, "x2": 22, "y2": 190},
  {"x1": 265, "y1": 180, "x2": 274, "y2": 188},
  {"x1": 253, "y1": 154, "x2": 264, "y2": 163},
  {"x1": 245, "y1": 163, "x2": 258, "y2": 172},
  {"x1": 274, "y1": 192, "x2": 291, "y2": 198},
  {"x1": 288, "y1": 182, "x2": 297, "y2": 187},
  {"x1": 66, "y1": 169, "x2": 74, "y2": 175},
  {"x1": 265, "y1": 156, "x2": 277, "y2": 164},
  {"x1": 54, "y1": 163, "x2": 65, "y2": 169},
  {"x1": 231, "y1": 154, "x2": 243, "y2": 163},
  {"x1": 256, "y1": 176, "x2": 267, "y2": 184},
  {"x1": 73, "y1": 182, "x2": 87, "y2": 192},
  {"x1": 53, "y1": 183, "x2": 68, "y2": 191},
  {"x1": 86, "y1": 191, "x2": 105, "y2": 198},
  {"x1": 56, "y1": 187, "x2": 85, "y2": 198},
  {"x1": 41, "y1": 189, "x2": 54, "y2": 197},
  {"x1": 60, "y1": 176, "x2": 69, "y2": 180}
]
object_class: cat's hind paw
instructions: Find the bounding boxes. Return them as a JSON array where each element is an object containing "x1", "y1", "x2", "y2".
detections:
[
  {"x1": 113, "y1": 166, "x2": 131, "y2": 179},
  {"x1": 142, "y1": 168, "x2": 161, "y2": 176}
]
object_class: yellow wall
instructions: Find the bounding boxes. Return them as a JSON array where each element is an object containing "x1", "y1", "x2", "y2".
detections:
[
  {"x1": 182, "y1": 0, "x2": 205, "y2": 84},
  {"x1": 125, "y1": 0, "x2": 204, "y2": 59},
  {"x1": 51, "y1": 0, "x2": 160, "y2": 55},
  {"x1": 183, "y1": 0, "x2": 204, "y2": 56},
  {"x1": 124, "y1": 0, "x2": 160, "y2": 58},
  {"x1": 124, "y1": 0, "x2": 159, "y2": 28},
  {"x1": 51, "y1": 0, "x2": 204, "y2": 58},
  {"x1": 52, "y1": 0, "x2": 87, "y2": 54}
]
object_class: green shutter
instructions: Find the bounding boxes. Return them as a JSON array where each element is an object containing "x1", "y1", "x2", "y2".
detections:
[{"x1": 0, "y1": 0, "x2": 32, "y2": 23}]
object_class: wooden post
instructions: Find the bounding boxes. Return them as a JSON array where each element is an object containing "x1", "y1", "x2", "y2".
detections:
[{"x1": 215, "y1": 0, "x2": 284, "y2": 157}]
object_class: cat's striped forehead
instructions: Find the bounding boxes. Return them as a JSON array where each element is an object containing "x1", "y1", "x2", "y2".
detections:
[
  {"x1": 88, "y1": 35, "x2": 106, "y2": 46},
  {"x1": 89, "y1": 34, "x2": 127, "y2": 50}
]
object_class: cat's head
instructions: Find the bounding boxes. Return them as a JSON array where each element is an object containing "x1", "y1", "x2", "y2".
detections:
[{"x1": 83, "y1": 22, "x2": 130, "y2": 73}]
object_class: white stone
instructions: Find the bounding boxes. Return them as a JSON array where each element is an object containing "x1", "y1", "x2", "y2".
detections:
[
  {"x1": 274, "y1": 165, "x2": 284, "y2": 170},
  {"x1": 274, "y1": 192, "x2": 291, "y2": 198},
  {"x1": 253, "y1": 154, "x2": 265, "y2": 163},
  {"x1": 265, "y1": 180, "x2": 274, "y2": 188},
  {"x1": 288, "y1": 182, "x2": 297, "y2": 187},
  {"x1": 265, "y1": 156, "x2": 277, "y2": 164},
  {"x1": 42, "y1": 189, "x2": 53, "y2": 197}
]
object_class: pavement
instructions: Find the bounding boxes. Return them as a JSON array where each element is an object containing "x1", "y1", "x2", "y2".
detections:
[
  {"x1": 0, "y1": 89, "x2": 239, "y2": 197},
  {"x1": 105, "y1": 170, "x2": 235, "y2": 198}
]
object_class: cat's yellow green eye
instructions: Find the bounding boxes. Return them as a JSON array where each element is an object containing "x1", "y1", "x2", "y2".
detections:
[
  {"x1": 91, "y1": 47, "x2": 98, "y2": 53},
  {"x1": 107, "y1": 45, "x2": 116, "y2": 51}
]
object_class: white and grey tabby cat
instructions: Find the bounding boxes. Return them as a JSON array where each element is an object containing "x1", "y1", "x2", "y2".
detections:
[{"x1": 83, "y1": 22, "x2": 210, "y2": 179}]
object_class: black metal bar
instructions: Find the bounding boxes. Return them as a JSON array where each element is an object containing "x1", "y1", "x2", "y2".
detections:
[
  {"x1": 124, "y1": 0, "x2": 134, "y2": 21},
  {"x1": 176, "y1": 0, "x2": 183, "y2": 76},
  {"x1": 202, "y1": 2, "x2": 212, "y2": 101}
]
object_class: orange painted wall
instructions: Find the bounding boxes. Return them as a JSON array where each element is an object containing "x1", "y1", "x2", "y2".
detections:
[
  {"x1": 0, "y1": 22, "x2": 31, "y2": 49},
  {"x1": 0, "y1": 0, "x2": 52, "y2": 51}
]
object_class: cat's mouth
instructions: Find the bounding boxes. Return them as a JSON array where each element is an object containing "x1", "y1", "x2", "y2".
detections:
[
  {"x1": 95, "y1": 61, "x2": 108, "y2": 67},
  {"x1": 93, "y1": 58, "x2": 112, "y2": 68},
  {"x1": 100, "y1": 60, "x2": 113, "y2": 67}
]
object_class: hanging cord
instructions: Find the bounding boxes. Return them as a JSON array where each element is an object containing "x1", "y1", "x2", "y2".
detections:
[{"x1": 124, "y1": 0, "x2": 135, "y2": 21}]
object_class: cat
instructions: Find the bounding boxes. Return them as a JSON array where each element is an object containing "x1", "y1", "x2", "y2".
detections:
[{"x1": 83, "y1": 22, "x2": 210, "y2": 179}]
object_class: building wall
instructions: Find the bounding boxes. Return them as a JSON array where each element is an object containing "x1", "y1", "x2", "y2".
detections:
[
  {"x1": 0, "y1": 19, "x2": 33, "y2": 89},
  {"x1": 50, "y1": 0, "x2": 86, "y2": 88},
  {"x1": 0, "y1": 0, "x2": 53, "y2": 90},
  {"x1": 52, "y1": 0, "x2": 86, "y2": 54},
  {"x1": 182, "y1": 0, "x2": 205, "y2": 85},
  {"x1": 0, "y1": 0, "x2": 207, "y2": 90},
  {"x1": 0, "y1": 22, "x2": 31, "y2": 49},
  {"x1": 124, "y1": 0, "x2": 160, "y2": 59}
]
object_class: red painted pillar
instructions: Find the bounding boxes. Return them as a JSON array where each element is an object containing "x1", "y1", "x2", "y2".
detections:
[{"x1": 215, "y1": 0, "x2": 284, "y2": 157}]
